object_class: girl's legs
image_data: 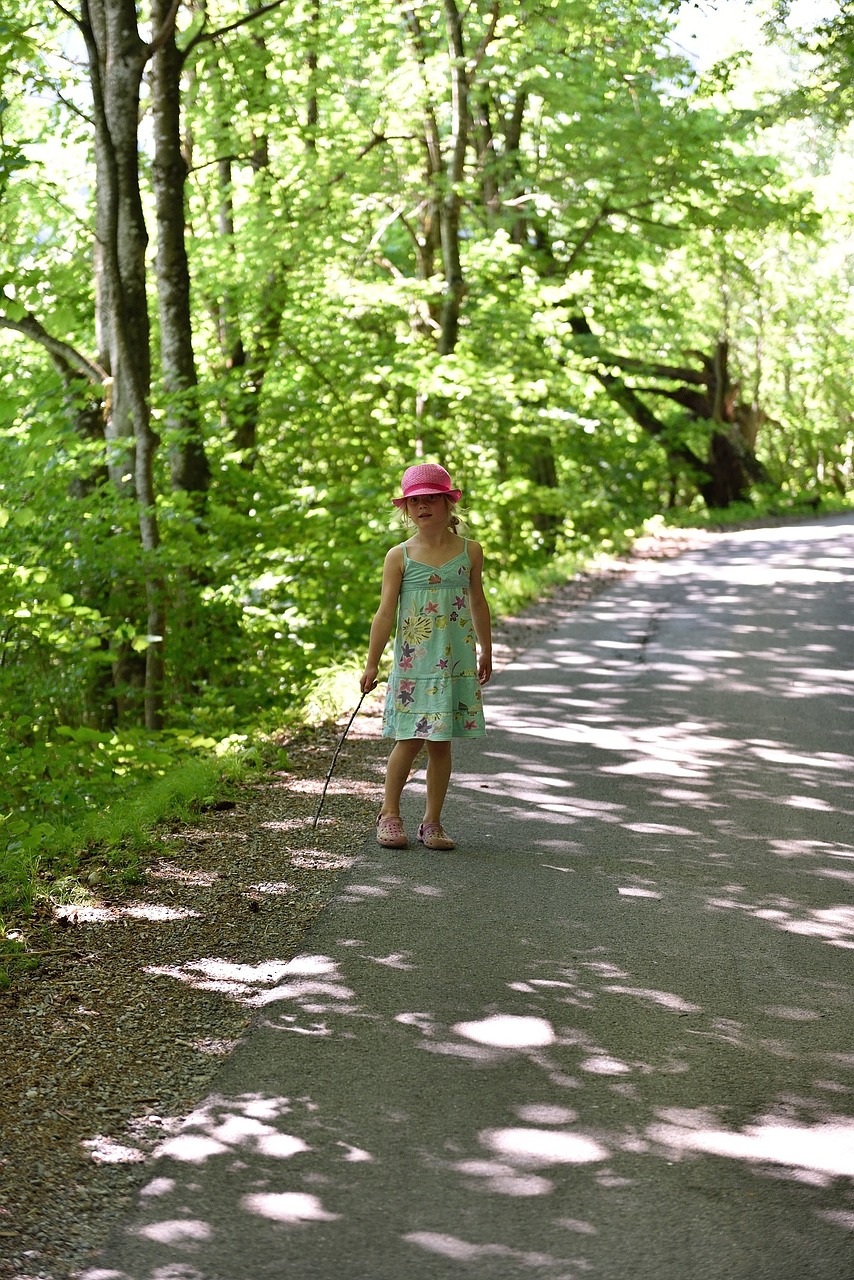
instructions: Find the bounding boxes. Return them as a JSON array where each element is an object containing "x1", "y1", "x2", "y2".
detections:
[
  {"x1": 381, "y1": 737, "x2": 454, "y2": 829},
  {"x1": 381, "y1": 739, "x2": 424, "y2": 817},
  {"x1": 423, "y1": 740, "x2": 452, "y2": 827}
]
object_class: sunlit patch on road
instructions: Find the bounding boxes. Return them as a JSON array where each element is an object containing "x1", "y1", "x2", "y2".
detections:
[
  {"x1": 481, "y1": 1126, "x2": 609, "y2": 1166},
  {"x1": 241, "y1": 1192, "x2": 340, "y2": 1224},
  {"x1": 454, "y1": 1014, "x2": 556, "y2": 1048},
  {"x1": 647, "y1": 1110, "x2": 854, "y2": 1183}
]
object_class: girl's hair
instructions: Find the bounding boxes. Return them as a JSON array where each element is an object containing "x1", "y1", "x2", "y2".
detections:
[
  {"x1": 448, "y1": 502, "x2": 467, "y2": 534},
  {"x1": 398, "y1": 495, "x2": 467, "y2": 534}
]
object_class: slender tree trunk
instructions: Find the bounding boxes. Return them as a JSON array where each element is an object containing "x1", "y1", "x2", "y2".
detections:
[
  {"x1": 437, "y1": 0, "x2": 468, "y2": 356},
  {"x1": 55, "y1": 363, "x2": 117, "y2": 729},
  {"x1": 201, "y1": 34, "x2": 281, "y2": 472},
  {"x1": 471, "y1": 88, "x2": 500, "y2": 221},
  {"x1": 400, "y1": 3, "x2": 443, "y2": 337},
  {"x1": 504, "y1": 91, "x2": 529, "y2": 246},
  {"x1": 306, "y1": 0, "x2": 320, "y2": 146},
  {"x1": 528, "y1": 435, "x2": 562, "y2": 554}
]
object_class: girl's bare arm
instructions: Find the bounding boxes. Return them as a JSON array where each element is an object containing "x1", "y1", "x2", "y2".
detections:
[
  {"x1": 467, "y1": 541, "x2": 493, "y2": 685},
  {"x1": 360, "y1": 546, "x2": 405, "y2": 692}
]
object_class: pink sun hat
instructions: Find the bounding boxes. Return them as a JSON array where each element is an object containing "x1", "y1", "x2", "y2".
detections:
[{"x1": 391, "y1": 463, "x2": 462, "y2": 509}]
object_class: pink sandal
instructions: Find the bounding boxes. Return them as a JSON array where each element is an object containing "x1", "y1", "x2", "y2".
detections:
[
  {"x1": 376, "y1": 814, "x2": 408, "y2": 849},
  {"x1": 417, "y1": 822, "x2": 456, "y2": 851}
]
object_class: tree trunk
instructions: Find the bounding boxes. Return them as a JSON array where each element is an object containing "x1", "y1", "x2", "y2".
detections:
[
  {"x1": 305, "y1": 0, "x2": 320, "y2": 146},
  {"x1": 400, "y1": 4, "x2": 443, "y2": 341},
  {"x1": 528, "y1": 435, "x2": 562, "y2": 554},
  {"x1": 87, "y1": 2, "x2": 135, "y2": 495},
  {"x1": 570, "y1": 318, "x2": 772, "y2": 510},
  {"x1": 471, "y1": 88, "x2": 500, "y2": 222},
  {"x1": 437, "y1": 0, "x2": 468, "y2": 356},
  {"x1": 201, "y1": 41, "x2": 282, "y2": 472},
  {"x1": 82, "y1": 0, "x2": 165, "y2": 728},
  {"x1": 150, "y1": 0, "x2": 210, "y2": 505}
]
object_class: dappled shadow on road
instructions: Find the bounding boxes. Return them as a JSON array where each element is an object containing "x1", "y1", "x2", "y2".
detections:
[
  {"x1": 84, "y1": 521, "x2": 854, "y2": 1279},
  {"x1": 468, "y1": 523, "x2": 854, "y2": 953},
  {"x1": 82, "y1": 931, "x2": 854, "y2": 1278}
]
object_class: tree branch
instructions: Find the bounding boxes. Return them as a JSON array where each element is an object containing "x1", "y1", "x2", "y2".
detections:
[
  {"x1": 564, "y1": 204, "x2": 612, "y2": 270},
  {"x1": 147, "y1": 0, "x2": 182, "y2": 57},
  {"x1": 50, "y1": 0, "x2": 84, "y2": 31},
  {"x1": 0, "y1": 299, "x2": 107, "y2": 384},
  {"x1": 596, "y1": 376, "x2": 711, "y2": 478},
  {"x1": 189, "y1": 0, "x2": 291, "y2": 52},
  {"x1": 567, "y1": 316, "x2": 709, "y2": 386},
  {"x1": 601, "y1": 357, "x2": 708, "y2": 386},
  {"x1": 567, "y1": 315, "x2": 711, "y2": 478},
  {"x1": 630, "y1": 385, "x2": 711, "y2": 415},
  {"x1": 467, "y1": 0, "x2": 500, "y2": 82}
]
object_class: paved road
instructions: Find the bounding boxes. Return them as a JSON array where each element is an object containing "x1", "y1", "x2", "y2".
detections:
[{"x1": 90, "y1": 518, "x2": 854, "y2": 1280}]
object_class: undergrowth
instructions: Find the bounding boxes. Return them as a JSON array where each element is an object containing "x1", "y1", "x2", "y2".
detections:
[{"x1": 0, "y1": 741, "x2": 271, "y2": 988}]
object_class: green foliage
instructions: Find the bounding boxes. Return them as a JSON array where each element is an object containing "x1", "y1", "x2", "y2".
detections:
[
  {"x1": 0, "y1": 733, "x2": 258, "y2": 986},
  {"x1": 0, "y1": 729, "x2": 255, "y2": 912},
  {"x1": 765, "y1": 0, "x2": 854, "y2": 128}
]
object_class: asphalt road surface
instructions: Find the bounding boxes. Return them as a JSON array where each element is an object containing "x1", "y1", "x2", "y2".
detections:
[{"x1": 89, "y1": 517, "x2": 854, "y2": 1280}]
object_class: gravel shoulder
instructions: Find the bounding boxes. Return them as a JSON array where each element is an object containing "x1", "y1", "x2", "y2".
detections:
[{"x1": 0, "y1": 530, "x2": 714, "y2": 1280}]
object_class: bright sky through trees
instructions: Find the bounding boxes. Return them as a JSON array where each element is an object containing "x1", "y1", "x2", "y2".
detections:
[{"x1": 670, "y1": 0, "x2": 840, "y2": 67}]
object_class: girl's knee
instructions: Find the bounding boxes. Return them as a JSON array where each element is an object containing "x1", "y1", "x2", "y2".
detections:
[{"x1": 427, "y1": 739, "x2": 452, "y2": 758}]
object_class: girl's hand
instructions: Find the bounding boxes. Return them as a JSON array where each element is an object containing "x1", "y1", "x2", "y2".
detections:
[
  {"x1": 360, "y1": 665, "x2": 379, "y2": 694},
  {"x1": 478, "y1": 653, "x2": 492, "y2": 685}
]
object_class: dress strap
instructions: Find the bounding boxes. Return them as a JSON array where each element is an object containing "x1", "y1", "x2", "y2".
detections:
[{"x1": 402, "y1": 542, "x2": 409, "y2": 562}]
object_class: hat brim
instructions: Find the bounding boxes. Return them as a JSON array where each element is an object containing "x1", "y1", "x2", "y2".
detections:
[{"x1": 392, "y1": 486, "x2": 462, "y2": 509}]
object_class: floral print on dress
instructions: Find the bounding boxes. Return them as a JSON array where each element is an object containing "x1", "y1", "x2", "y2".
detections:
[
  {"x1": 382, "y1": 541, "x2": 485, "y2": 741},
  {"x1": 398, "y1": 679, "x2": 416, "y2": 706}
]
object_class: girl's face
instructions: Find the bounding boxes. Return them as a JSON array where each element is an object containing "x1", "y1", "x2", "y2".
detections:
[{"x1": 407, "y1": 493, "x2": 447, "y2": 525}]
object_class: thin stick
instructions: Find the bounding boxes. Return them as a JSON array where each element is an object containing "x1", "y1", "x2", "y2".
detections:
[{"x1": 311, "y1": 691, "x2": 370, "y2": 831}]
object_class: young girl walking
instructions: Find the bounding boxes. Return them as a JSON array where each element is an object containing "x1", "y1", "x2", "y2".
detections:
[{"x1": 360, "y1": 463, "x2": 492, "y2": 850}]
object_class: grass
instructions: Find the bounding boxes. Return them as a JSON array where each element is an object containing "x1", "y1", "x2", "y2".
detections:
[
  {"x1": 658, "y1": 491, "x2": 854, "y2": 530},
  {"x1": 0, "y1": 742, "x2": 268, "y2": 988}
]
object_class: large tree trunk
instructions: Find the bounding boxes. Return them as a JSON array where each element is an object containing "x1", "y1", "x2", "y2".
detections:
[
  {"x1": 82, "y1": 0, "x2": 165, "y2": 728},
  {"x1": 570, "y1": 319, "x2": 772, "y2": 509},
  {"x1": 87, "y1": 0, "x2": 136, "y2": 495}
]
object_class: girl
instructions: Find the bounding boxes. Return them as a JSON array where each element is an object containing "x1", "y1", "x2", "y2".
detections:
[{"x1": 360, "y1": 463, "x2": 492, "y2": 851}]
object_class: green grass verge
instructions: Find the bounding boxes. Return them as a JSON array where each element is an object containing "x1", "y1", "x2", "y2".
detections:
[
  {"x1": 0, "y1": 741, "x2": 272, "y2": 989},
  {"x1": 657, "y1": 492, "x2": 854, "y2": 530}
]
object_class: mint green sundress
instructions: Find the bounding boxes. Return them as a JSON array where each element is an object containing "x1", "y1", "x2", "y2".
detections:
[{"x1": 383, "y1": 540, "x2": 486, "y2": 741}]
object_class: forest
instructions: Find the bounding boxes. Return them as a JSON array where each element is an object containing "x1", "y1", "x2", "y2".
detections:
[{"x1": 1, "y1": 0, "x2": 852, "y2": 972}]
